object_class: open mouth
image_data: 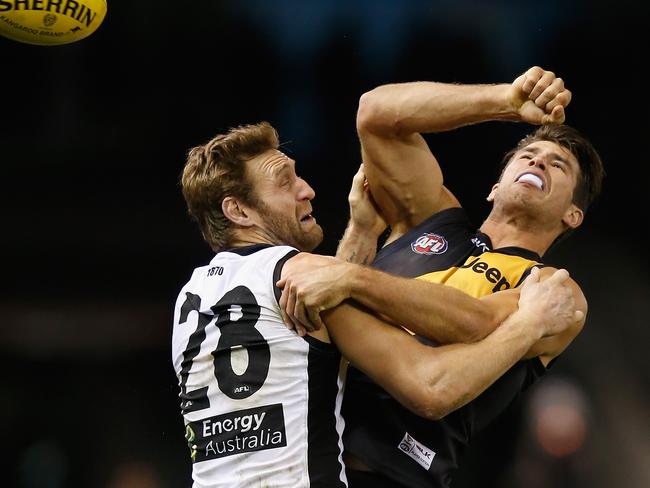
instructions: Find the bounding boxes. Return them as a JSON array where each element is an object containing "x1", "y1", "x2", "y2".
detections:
[
  {"x1": 300, "y1": 214, "x2": 314, "y2": 223},
  {"x1": 516, "y1": 173, "x2": 545, "y2": 190}
]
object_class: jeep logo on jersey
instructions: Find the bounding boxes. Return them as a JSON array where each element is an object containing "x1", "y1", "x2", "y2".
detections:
[{"x1": 411, "y1": 233, "x2": 448, "y2": 255}]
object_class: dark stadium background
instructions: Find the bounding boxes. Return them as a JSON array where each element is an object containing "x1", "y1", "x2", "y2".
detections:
[{"x1": 1, "y1": 1, "x2": 648, "y2": 487}]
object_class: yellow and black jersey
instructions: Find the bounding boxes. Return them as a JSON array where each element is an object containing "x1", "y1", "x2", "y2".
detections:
[
  {"x1": 342, "y1": 207, "x2": 547, "y2": 488},
  {"x1": 416, "y1": 248, "x2": 540, "y2": 298}
]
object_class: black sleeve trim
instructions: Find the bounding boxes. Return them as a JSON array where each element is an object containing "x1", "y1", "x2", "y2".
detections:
[
  {"x1": 302, "y1": 334, "x2": 339, "y2": 353},
  {"x1": 514, "y1": 263, "x2": 548, "y2": 287},
  {"x1": 273, "y1": 249, "x2": 300, "y2": 306}
]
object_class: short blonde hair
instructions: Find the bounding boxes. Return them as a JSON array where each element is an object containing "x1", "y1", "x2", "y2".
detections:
[{"x1": 181, "y1": 122, "x2": 279, "y2": 250}]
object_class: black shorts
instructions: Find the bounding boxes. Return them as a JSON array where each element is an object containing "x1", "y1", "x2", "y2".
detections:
[{"x1": 346, "y1": 468, "x2": 407, "y2": 488}]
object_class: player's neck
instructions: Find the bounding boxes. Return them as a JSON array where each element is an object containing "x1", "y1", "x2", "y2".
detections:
[
  {"x1": 479, "y1": 215, "x2": 557, "y2": 257},
  {"x1": 229, "y1": 228, "x2": 279, "y2": 248}
]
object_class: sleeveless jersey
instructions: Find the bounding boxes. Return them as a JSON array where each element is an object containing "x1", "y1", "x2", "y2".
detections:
[
  {"x1": 342, "y1": 207, "x2": 547, "y2": 488},
  {"x1": 172, "y1": 244, "x2": 348, "y2": 488}
]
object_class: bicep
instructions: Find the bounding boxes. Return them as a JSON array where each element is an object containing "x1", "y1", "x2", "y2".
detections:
[{"x1": 359, "y1": 129, "x2": 459, "y2": 230}]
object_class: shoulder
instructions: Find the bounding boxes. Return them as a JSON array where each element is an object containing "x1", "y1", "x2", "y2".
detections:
[{"x1": 281, "y1": 252, "x2": 338, "y2": 277}]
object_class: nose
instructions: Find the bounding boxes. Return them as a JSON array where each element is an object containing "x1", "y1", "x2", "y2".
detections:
[
  {"x1": 297, "y1": 178, "x2": 316, "y2": 201},
  {"x1": 528, "y1": 158, "x2": 546, "y2": 171}
]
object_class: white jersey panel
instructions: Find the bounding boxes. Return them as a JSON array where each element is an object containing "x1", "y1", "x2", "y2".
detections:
[{"x1": 172, "y1": 245, "x2": 346, "y2": 488}]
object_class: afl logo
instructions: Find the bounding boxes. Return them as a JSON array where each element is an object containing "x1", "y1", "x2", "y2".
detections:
[{"x1": 411, "y1": 233, "x2": 448, "y2": 255}]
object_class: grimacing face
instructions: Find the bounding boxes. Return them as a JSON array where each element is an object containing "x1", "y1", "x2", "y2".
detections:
[
  {"x1": 487, "y1": 140, "x2": 584, "y2": 230},
  {"x1": 247, "y1": 149, "x2": 323, "y2": 251}
]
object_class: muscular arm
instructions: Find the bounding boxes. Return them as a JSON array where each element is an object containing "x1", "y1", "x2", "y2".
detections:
[
  {"x1": 323, "y1": 301, "x2": 542, "y2": 420},
  {"x1": 345, "y1": 264, "x2": 517, "y2": 343},
  {"x1": 280, "y1": 254, "x2": 515, "y2": 343},
  {"x1": 357, "y1": 82, "x2": 514, "y2": 234},
  {"x1": 357, "y1": 67, "x2": 570, "y2": 239},
  {"x1": 282, "y1": 255, "x2": 579, "y2": 419}
]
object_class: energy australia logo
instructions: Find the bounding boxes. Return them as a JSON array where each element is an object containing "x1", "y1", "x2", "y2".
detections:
[
  {"x1": 411, "y1": 233, "x2": 448, "y2": 255},
  {"x1": 189, "y1": 404, "x2": 287, "y2": 463}
]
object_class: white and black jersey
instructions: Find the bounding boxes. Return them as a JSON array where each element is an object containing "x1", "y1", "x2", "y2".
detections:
[{"x1": 172, "y1": 244, "x2": 348, "y2": 488}]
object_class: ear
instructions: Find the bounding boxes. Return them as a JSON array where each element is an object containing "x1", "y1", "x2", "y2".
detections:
[
  {"x1": 562, "y1": 203, "x2": 584, "y2": 229},
  {"x1": 486, "y1": 183, "x2": 499, "y2": 203},
  {"x1": 222, "y1": 196, "x2": 254, "y2": 227}
]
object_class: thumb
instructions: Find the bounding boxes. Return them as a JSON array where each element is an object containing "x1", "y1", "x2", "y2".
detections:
[
  {"x1": 276, "y1": 278, "x2": 286, "y2": 288},
  {"x1": 545, "y1": 105, "x2": 565, "y2": 125}
]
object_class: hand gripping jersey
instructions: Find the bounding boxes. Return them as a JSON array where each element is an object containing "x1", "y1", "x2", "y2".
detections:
[
  {"x1": 342, "y1": 208, "x2": 547, "y2": 488},
  {"x1": 172, "y1": 244, "x2": 348, "y2": 488}
]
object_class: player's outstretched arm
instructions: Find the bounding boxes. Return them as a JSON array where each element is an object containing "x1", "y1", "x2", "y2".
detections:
[
  {"x1": 323, "y1": 268, "x2": 579, "y2": 419},
  {"x1": 357, "y1": 66, "x2": 571, "y2": 237}
]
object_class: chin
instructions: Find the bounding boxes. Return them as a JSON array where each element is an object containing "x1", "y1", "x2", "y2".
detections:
[{"x1": 297, "y1": 226, "x2": 324, "y2": 252}]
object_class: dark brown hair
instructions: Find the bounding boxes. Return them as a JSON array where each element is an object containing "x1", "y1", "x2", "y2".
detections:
[
  {"x1": 502, "y1": 125, "x2": 604, "y2": 212},
  {"x1": 181, "y1": 121, "x2": 279, "y2": 251}
]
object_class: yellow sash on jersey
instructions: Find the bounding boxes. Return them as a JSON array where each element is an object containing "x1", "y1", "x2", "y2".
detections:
[{"x1": 416, "y1": 252, "x2": 539, "y2": 299}]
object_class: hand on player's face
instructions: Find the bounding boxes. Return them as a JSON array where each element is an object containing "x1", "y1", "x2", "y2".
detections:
[
  {"x1": 509, "y1": 66, "x2": 572, "y2": 125},
  {"x1": 518, "y1": 267, "x2": 583, "y2": 337},
  {"x1": 277, "y1": 255, "x2": 354, "y2": 335}
]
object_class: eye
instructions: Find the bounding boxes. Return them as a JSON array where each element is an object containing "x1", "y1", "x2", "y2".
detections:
[
  {"x1": 552, "y1": 162, "x2": 566, "y2": 171},
  {"x1": 520, "y1": 154, "x2": 532, "y2": 160}
]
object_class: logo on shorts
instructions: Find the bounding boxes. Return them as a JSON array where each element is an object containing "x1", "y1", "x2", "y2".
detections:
[
  {"x1": 398, "y1": 432, "x2": 436, "y2": 470},
  {"x1": 411, "y1": 233, "x2": 448, "y2": 255}
]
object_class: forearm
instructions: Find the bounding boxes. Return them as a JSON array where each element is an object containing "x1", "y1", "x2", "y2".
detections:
[
  {"x1": 417, "y1": 310, "x2": 542, "y2": 418},
  {"x1": 324, "y1": 302, "x2": 540, "y2": 420},
  {"x1": 357, "y1": 82, "x2": 519, "y2": 136},
  {"x1": 347, "y1": 266, "x2": 500, "y2": 343},
  {"x1": 336, "y1": 221, "x2": 380, "y2": 265}
]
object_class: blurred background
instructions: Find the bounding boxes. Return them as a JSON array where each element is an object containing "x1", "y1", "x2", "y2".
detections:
[{"x1": 1, "y1": 1, "x2": 648, "y2": 487}]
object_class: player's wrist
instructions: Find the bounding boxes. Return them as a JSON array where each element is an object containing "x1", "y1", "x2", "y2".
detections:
[
  {"x1": 490, "y1": 83, "x2": 522, "y2": 121},
  {"x1": 346, "y1": 219, "x2": 385, "y2": 240},
  {"x1": 504, "y1": 309, "x2": 545, "y2": 342},
  {"x1": 347, "y1": 264, "x2": 374, "y2": 301}
]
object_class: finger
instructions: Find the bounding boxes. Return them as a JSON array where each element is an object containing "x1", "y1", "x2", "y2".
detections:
[
  {"x1": 544, "y1": 90, "x2": 571, "y2": 113},
  {"x1": 573, "y1": 310, "x2": 585, "y2": 323},
  {"x1": 523, "y1": 266, "x2": 541, "y2": 286},
  {"x1": 528, "y1": 71, "x2": 556, "y2": 101},
  {"x1": 294, "y1": 299, "x2": 315, "y2": 332},
  {"x1": 521, "y1": 66, "x2": 545, "y2": 94},
  {"x1": 546, "y1": 268, "x2": 570, "y2": 285},
  {"x1": 534, "y1": 77, "x2": 564, "y2": 109},
  {"x1": 296, "y1": 324, "x2": 307, "y2": 337},
  {"x1": 352, "y1": 164, "x2": 365, "y2": 184},
  {"x1": 307, "y1": 307, "x2": 325, "y2": 331},
  {"x1": 285, "y1": 284, "x2": 298, "y2": 323},
  {"x1": 551, "y1": 105, "x2": 565, "y2": 124},
  {"x1": 542, "y1": 105, "x2": 565, "y2": 125},
  {"x1": 279, "y1": 288, "x2": 293, "y2": 329},
  {"x1": 276, "y1": 278, "x2": 286, "y2": 288}
]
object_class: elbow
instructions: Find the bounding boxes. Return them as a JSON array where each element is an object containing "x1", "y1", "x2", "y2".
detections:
[
  {"x1": 457, "y1": 320, "x2": 485, "y2": 344},
  {"x1": 405, "y1": 371, "x2": 459, "y2": 420},
  {"x1": 464, "y1": 301, "x2": 501, "y2": 342},
  {"x1": 408, "y1": 388, "x2": 455, "y2": 421},
  {"x1": 452, "y1": 308, "x2": 492, "y2": 344},
  {"x1": 356, "y1": 89, "x2": 398, "y2": 136}
]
